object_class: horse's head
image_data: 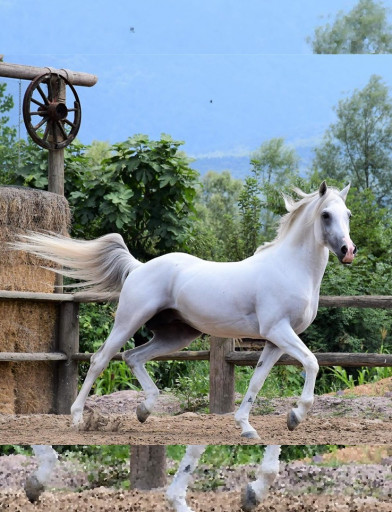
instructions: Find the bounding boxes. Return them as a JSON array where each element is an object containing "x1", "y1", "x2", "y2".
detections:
[{"x1": 314, "y1": 181, "x2": 357, "y2": 264}]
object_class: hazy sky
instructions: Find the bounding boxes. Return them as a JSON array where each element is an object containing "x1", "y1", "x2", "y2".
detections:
[{"x1": 1, "y1": 0, "x2": 392, "y2": 174}]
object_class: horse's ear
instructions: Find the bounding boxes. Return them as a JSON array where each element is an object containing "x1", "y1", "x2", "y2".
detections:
[
  {"x1": 340, "y1": 183, "x2": 350, "y2": 202},
  {"x1": 319, "y1": 181, "x2": 327, "y2": 197}
]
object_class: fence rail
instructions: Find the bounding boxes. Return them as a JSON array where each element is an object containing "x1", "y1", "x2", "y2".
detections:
[
  {"x1": 1, "y1": 290, "x2": 392, "y2": 414},
  {"x1": 2, "y1": 290, "x2": 392, "y2": 308},
  {"x1": 1, "y1": 350, "x2": 391, "y2": 367}
]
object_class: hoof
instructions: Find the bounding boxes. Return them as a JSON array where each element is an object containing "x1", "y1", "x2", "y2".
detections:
[
  {"x1": 70, "y1": 405, "x2": 84, "y2": 429},
  {"x1": 241, "y1": 430, "x2": 260, "y2": 439},
  {"x1": 24, "y1": 475, "x2": 44, "y2": 503},
  {"x1": 71, "y1": 415, "x2": 84, "y2": 430},
  {"x1": 241, "y1": 483, "x2": 258, "y2": 511},
  {"x1": 136, "y1": 402, "x2": 151, "y2": 423},
  {"x1": 287, "y1": 410, "x2": 300, "y2": 431}
]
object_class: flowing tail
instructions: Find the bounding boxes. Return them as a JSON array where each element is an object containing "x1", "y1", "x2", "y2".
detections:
[{"x1": 12, "y1": 232, "x2": 142, "y2": 300}]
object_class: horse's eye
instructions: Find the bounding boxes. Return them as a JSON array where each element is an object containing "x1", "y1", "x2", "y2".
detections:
[{"x1": 321, "y1": 211, "x2": 330, "y2": 220}]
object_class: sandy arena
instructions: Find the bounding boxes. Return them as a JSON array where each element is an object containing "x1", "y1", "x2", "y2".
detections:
[
  {"x1": 1, "y1": 447, "x2": 391, "y2": 511},
  {"x1": 0, "y1": 384, "x2": 391, "y2": 444}
]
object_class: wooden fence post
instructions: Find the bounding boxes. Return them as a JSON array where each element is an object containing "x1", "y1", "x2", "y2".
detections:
[
  {"x1": 209, "y1": 337, "x2": 235, "y2": 414},
  {"x1": 130, "y1": 446, "x2": 167, "y2": 489},
  {"x1": 55, "y1": 301, "x2": 79, "y2": 414}
]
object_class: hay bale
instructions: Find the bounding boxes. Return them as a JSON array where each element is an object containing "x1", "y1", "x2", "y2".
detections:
[{"x1": 0, "y1": 187, "x2": 70, "y2": 414}]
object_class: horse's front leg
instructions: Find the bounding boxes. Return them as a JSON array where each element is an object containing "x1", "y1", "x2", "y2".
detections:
[
  {"x1": 242, "y1": 445, "x2": 281, "y2": 511},
  {"x1": 166, "y1": 445, "x2": 206, "y2": 512},
  {"x1": 267, "y1": 320, "x2": 319, "y2": 430},
  {"x1": 235, "y1": 341, "x2": 284, "y2": 439}
]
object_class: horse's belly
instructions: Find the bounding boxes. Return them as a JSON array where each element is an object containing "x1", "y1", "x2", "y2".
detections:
[
  {"x1": 182, "y1": 311, "x2": 260, "y2": 338},
  {"x1": 175, "y1": 287, "x2": 260, "y2": 338}
]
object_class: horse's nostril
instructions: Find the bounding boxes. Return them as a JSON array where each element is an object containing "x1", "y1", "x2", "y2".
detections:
[
  {"x1": 353, "y1": 245, "x2": 357, "y2": 254},
  {"x1": 341, "y1": 245, "x2": 348, "y2": 255}
]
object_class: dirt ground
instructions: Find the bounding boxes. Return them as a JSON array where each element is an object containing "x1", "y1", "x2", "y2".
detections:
[
  {"x1": 1, "y1": 488, "x2": 391, "y2": 512},
  {"x1": 0, "y1": 384, "x2": 391, "y2": 444},
  {"x1": 0, "y1": 448, "x2": 392, "y2": 512}
]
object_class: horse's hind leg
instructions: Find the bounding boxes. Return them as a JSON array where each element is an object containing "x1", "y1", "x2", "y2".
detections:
[
  {"x1": 241, "y1": 445, "x2": 281, "y2": 511},
  {"x1": 166, "y1": 445, "x2": 206, "y2": 512},
  {"x1": 25, "y1": 446, "x2": 58, "y2": 503},
  {"x1": 70, "y1": 302, "x2": 158, "y2": 428},
  {"x1": 123, "y1": 321, "x2": 200, "y2": 423}
]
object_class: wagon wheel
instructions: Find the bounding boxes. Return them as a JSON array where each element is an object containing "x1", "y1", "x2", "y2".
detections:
[{"x1": 23, "y1": 72, "x2": 81, "y2": 150}]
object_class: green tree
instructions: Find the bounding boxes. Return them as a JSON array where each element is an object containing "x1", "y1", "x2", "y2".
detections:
[
  {"x1": 191, "y1": 170, "x2": 243, "y2": 261},
  {"x1": 313, "y1": 75, "x2": 392, "y2": 206},
  {"x1": 307, "y1": 0, "x2": 392, "y2": 54},
  {"x1": 0, "y1": 82, "x2": 17, "y2": 183},
  {"x1": 7, "y1": 134, "x2": 199, "y2": 260},
  {"x1": 238, "y1": 138, "x2": 299, "y2": 256}
]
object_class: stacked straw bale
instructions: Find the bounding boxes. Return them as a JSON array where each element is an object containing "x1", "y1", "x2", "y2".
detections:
[{"x1": 0, "y1": 187, "x2": 70, "y2": 414}]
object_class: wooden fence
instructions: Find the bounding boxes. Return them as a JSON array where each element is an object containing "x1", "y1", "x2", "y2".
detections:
[{"x1": 1, "y1": 290, "x2": 392, "y2": 415}]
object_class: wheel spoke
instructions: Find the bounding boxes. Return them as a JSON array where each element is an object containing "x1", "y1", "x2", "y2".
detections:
[
  {"x1": 33, "y1": 117, "x2": 48, "y2": 131},
  {"x1": 31, "y1": 98, "x2": 45, "y2": 108},
  {"x1": 36, "y1": 84, "x2": 49, "y2": 105},
  {"x1": 56, "y1": 120, "x2": 68, "y2": 140},
  {"x1": 42, "y1": 122, "x2": 51, "y2": 142},
  {"x1": 29, "y1": 111, "x2": 45, "y2": 116},
  {"x1": 63, "y1": 118, "x2": 76, "y2": 128}
]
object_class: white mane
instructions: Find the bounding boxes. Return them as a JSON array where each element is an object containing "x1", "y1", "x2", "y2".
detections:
[{"x1": 255, "y1": 186, "x2": 340, "y2": 254}]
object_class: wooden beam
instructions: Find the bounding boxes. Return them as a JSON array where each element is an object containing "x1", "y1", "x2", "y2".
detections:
[
  {"x1": 319, "y1": 295, "x2": 392, "y2": 309},
  {"x1": 1, "y1": 349, "x2": 391, "y2": 368},
  {"x1": 3, "y1": 291, "x2": 392, "y2": 308},
  {"x1": 0, "y1": 62, "x2": 97, "y2": 86},
  {"x1": 0, "y1": 290, "x2": 73, "y2": 302},
  {"x1": 0, "y1": 352, "x2": 67, "y2": 361},
  {"x1": 225, "y1": 351, "x2": 392, "y2": 367}
]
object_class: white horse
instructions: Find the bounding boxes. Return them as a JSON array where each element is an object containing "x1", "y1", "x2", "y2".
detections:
[
  {"x1": 14, "y1": 182, "x2": 356, "y2": 438},
  {"x1": 25, "y1": 444, "x2": 281, "y2": 511}
]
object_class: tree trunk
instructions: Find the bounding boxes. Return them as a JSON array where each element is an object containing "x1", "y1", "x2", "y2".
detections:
[{"x1": 130, "y1": 446, "x2": 167, "y2": 489}]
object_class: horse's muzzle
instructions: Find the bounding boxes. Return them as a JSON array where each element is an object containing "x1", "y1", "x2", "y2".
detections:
[{"x1": 341, "y1": 242, "x2": 357, "y2": 264}]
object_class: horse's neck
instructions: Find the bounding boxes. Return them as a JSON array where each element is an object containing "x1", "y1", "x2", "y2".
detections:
[{"x1": 277, "y1": 219, "x2": 329, "y2": 291}]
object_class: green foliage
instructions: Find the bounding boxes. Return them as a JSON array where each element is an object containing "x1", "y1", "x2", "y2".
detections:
[
  {"x1": 313, "y1": 75, "x2": 392, "y2": 206},
  {"x1": 0, "y1": 82, "x2": 17, "y2": 183},
  {"x1": 93, "y1": 361, "x2": 140, "y2": 395},
  {"x1": 167, "y1": 445, "x2": 337, "y2": 473},
  {"x1": 328, "y1": 362, "x2": 392, "y2": 392},
  {"x1": 190, "y1": 170, "x2": 243, "y2": 261},
  {"x1": 173, "y1": 337, "x2": 211, "y2": 411},
  {"x1": 5, "y1": 134, "x2": 199, "y2": 259},
  {"x1": 238, "y1": 172, "x2": 263, "y2": 257},
  {"x1": 62, "y1": 445, "x2": 131, "y2": 489},
  {"x1": 83, "y1": 134, "x2": 199, "y2": 259},
  {"x1": 0, "y1": 445, "x2": 32, "y2": 456},
  {"x1": 78, "y1": 302, "x2": 117, "y2": 353},
  {"x1": 238, "y1": 138, "x2": 300, "y2": 257},
  {"x1": 308, "y1": 0, "x2": 392, "y2": 54}
]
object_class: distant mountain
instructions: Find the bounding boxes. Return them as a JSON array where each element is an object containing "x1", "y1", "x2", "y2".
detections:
[{"x1": 191, "y1": 145, "x2": 316, "y2": 181}]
